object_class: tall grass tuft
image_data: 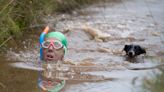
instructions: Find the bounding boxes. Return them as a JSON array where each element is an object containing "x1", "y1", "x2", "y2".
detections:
[{"x1": 0, "y1": 0, "x2": 100, "y2": 48}]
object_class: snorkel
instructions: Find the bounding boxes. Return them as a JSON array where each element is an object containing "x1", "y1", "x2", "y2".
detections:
[{"x1": 40, "y1": 26, "x2": 49, "y2": 60}]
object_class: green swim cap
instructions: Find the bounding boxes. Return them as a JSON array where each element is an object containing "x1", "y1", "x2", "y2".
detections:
[{"x1": 45, "y1": 31, "x2": 68, "y2": 54}]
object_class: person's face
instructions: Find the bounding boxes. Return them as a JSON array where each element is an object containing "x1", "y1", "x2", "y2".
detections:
[{"x1": 42, "y1": 37, "x2": 64, "y2": 62}]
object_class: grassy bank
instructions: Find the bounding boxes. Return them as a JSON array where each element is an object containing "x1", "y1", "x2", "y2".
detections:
[
  {"x1": 0, "y1": 0, "x2": 100, "y2": 49},
  {"x1": 142, "y1": 58, "x2": 164, "y2": 92},
  {"x1": 143, "y1": 69, "x2": 164, "y2": 92}
]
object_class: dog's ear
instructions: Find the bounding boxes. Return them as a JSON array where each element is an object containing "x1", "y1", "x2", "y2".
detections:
[
  {"x1": 123, "y1": 45, "x2": 129, "y2": 52},
  {"x1": 141, "y1": 47, "x2": 146, "y2": 54},
  {"x1": 138, "y1": 46, "x2": 146, "y2": 54}
]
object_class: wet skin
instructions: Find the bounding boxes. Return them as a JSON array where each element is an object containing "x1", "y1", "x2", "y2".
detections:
[{"x1": 42, "y1": 37, "x2": 65, "y2": 62}]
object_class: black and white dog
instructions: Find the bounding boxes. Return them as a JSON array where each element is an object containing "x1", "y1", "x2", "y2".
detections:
[{"x1": 123, "y1": 44, "x2": 146, "y2": 58}]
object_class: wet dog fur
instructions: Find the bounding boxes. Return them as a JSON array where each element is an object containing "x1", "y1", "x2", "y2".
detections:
[{"x1": 123, "y1": 44, "x2": 146, "y2": 58}]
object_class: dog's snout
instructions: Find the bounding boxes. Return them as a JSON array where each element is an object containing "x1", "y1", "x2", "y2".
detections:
[
  {"x1": 128, "y1": 52, "x2": 133, "y2": 56},
  {"x1": 128, "y1": 51, "x2": 134, "y2": 57}
]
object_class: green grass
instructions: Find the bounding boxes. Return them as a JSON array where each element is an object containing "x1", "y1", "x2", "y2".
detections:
[
  {"x1": 142, "y1": 69, "x2": 164, "y2": 92},
  {"x1": 142, "y1": 58, "x2": 164, "y2": 92},
  {"x1": 0, "y1": 0, "x2": 100, "y2": 48}
]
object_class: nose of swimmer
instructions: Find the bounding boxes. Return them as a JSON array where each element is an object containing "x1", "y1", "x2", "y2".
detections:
[
  {"x1": 48, "y1": 49, "x2": 53, "y2": 53},
  {"x1": 48, "y1": 45, "x2": 54, "y2": 50}
]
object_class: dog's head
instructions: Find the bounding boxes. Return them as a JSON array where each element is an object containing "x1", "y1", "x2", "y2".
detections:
[{"x1": 123, "y1": 44, "x2": 146, "y2": 58}]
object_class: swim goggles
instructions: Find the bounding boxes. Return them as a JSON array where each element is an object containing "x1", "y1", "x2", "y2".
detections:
[{"x1": 41, "y1": 40, "x2": 63, "y2": 50}]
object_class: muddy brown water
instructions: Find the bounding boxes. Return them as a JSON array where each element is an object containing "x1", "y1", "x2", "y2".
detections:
[{"x1": 1, "y1": 0, "x2": 164, "y2": 92}]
